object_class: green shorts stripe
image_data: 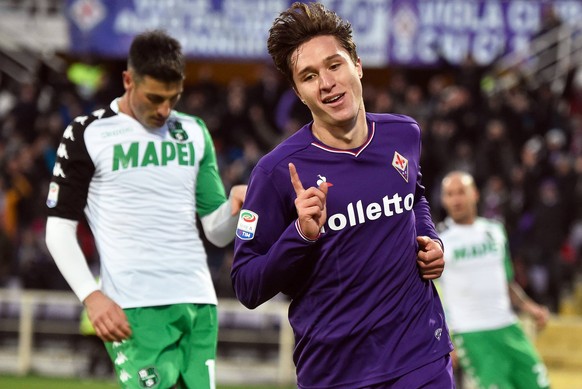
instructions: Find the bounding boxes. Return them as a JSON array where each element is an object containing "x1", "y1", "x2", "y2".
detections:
[
  {"x1": 453, "y1": 323, "x2": 550, "y2": 389},
  {"x1": 105, "y1": 304, "x2": 217, "y2": 389}
]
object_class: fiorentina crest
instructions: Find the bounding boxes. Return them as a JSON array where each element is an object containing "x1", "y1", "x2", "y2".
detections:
[{"x1": 392, "y1": 151, "x2": 409, "y2": 182}]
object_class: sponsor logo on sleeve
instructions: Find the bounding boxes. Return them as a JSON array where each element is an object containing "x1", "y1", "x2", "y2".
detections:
[
  {"x1": 46, "y1": 182, "x2": 59, "y2": 208},
  {"x1": 236, "y1": 210, "x2": 258, "y2": 240}
]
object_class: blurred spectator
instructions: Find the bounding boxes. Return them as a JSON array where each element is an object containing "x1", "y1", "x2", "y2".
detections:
[
  {"x1": 8, "y1": 81, "x2": 38, "y2": 144},
  {"x1": 0, "y1": 29, "x2": 580, "y2": 310},
  {"x1": 399, "y1": 84, "x2": 431, "y2": 126},
  {"x1": 475, "y1": 118, "x2": 516, "y2": 186},
  {"x1": 520, "y1": 179, "x2": 567, "y2": 312},
  {"x1": 218, "y1": 78, "x2": 254, "y2": 161},
  {"x1": 480, "y1": 175, "x2": 510, "y2": 223},
  {"x1": 18, "y1": 219, "x2": 67, "y2": 290}
]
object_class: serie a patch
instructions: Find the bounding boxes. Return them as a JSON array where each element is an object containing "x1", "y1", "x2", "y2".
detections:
[
  {"x1": 236, "y1": 210, "x2": 258, "y2": 240},
  {"x1": 46, "y1": 182, "x2": 60, "y2": 208}
]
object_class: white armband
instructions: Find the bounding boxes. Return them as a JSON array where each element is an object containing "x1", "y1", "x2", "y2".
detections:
[
  {"x1": 200, "y1": 200, "x2": 238, "y2": 247},
  {"x1": 45, "y1": 216, "x2": 99, "y2": 302}
]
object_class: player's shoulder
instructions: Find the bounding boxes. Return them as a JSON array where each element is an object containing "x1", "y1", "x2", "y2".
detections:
[
  {"x1": 171, "y1": 111, "x2": 204, "y2": 126},
  {"x1": 170, "y1": 111, "x2": 210, "y2": 137},
  {"x1": 255, "y1": 124, "x2": 313, "y2": 174},
  {"x1": 475, "y1": 217, "x2": 506, "y2": 234},
  {"x1": 367, "y1": 112, "x2": 419, "y2": 126},
  {"x1": 367, "y1": 112, "x2": 422, "y2": 138},
  {"x1": 65, "y1": 105, "x2": 117, "y2": 137},
  {"x1": 436, "y1": 217, "x2": 455, "y2": 235}
]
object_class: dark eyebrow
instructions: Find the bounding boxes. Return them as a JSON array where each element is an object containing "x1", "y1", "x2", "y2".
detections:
[
  {"x1": 146, "y1": 91, "x2": 182, "y2": 101},
  {"x1": 296, "y1": 53, "x2": 344, "y2": 79}
]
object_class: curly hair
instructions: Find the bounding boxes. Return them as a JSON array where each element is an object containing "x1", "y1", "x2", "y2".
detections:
[{"x1": 267, "y1": 2, "x2": 357, "y2": 86}]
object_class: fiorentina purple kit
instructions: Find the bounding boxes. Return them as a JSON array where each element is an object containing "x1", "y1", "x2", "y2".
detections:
[{"x1": 232, "y1": 113, "x2": 453, "y2": 388}]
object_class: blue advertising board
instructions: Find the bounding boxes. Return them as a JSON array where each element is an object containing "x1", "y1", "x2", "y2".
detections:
[{"x1": 65, "y1": 0, "x2": 582, "y2": 66}]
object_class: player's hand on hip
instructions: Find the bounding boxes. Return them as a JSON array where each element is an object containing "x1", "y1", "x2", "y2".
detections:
[
  {"x1": 416, "y1": 236, "x2": 445, "y2": 280},
  {"x1": 229, "y1": 184, "x2": 248, "y2": 216},
  {"x1": 289, "y1": 163, "x2": 328, "y2": 240},
  {"x1": 84, "y1": 290, "x2": 132, "y2": 342}
]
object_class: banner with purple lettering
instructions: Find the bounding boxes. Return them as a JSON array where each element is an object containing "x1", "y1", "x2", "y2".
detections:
[{"x1": 65, "y1": 0, "x2": 582, "y2": 66}]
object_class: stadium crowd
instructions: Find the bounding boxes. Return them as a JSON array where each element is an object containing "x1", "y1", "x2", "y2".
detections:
[{"x1": 0, "y1": 54, "x2": 581, "y2": 314}]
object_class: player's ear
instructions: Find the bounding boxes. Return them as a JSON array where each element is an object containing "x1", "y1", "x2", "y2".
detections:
[
  {"x1": 122, "y1": 70, "x2": 133, "y2": 90},
  {"x1": 293, "y1": 87, "x2": 306, "y2": 105},
  {"x1": 473, "y1": 187, "x2": 480, "y2": 203}
]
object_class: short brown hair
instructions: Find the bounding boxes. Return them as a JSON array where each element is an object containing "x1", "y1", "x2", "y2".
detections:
[
  {"x1": 128, "y1": 29, "x2": 185, "y2": 83},
  {"x1": 267, "y1": 2, "x2": 357, "y2": 86}
]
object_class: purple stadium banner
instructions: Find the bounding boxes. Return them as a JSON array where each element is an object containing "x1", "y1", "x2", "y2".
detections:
[{"x1": 65, "y1": 0, "x2": 582, "y2": 66}]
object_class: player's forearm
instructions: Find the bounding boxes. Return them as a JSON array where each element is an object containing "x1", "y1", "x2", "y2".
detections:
[
  {"x1": 201, "y1": 200, "x2": 238, "y2": 247},
  {"x1": 45, "y1": 216, "x2": 99, "y2": 302},
  {"x1": 509, "y1": 281, "x2": 537, "y2": 311},
  {"x1": 232, "y1": 222, "x2": 316, "y2": 309},
  {"x1": 413, "y1": 196, "x2": 441, "y2": 243}
]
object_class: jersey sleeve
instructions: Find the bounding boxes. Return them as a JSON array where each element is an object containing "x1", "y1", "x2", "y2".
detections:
[
  {"x1": 501, "y1": 224, "x2": 515, "y2": 281},
  {"x1": 231, "y1": 164, "x2": 318, "y2": 309},
  {"x1": 412, "y1": 130, "x2": 441, "y2": 246},
  {"x1": 46, "y1": 117, "x2": 96, "y2": 220},
  {"x1": 195, "y1": 118, "x2": 227, "y2": 217}
]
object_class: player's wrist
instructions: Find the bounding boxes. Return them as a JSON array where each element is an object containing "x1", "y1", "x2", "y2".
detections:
[{"x1": 294, "y1": 220, "x2": 320, "y2": 242}]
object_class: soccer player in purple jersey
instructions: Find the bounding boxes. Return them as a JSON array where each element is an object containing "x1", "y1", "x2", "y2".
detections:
[{"x1": 231, "y1": 2, "x2": 454, "y2": 388}]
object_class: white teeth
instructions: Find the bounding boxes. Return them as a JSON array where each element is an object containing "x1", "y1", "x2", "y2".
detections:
[{"x1": 324, "y1": 95, "x2": 341, "y2": 103}]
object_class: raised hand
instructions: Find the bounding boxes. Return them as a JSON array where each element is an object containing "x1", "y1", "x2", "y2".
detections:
[
  {"x1": 289, "y1": 163, "x2": 328, "y2": 240},
  {"x1": 229, "y1": 184, "x2": 248, "y2": 216}
]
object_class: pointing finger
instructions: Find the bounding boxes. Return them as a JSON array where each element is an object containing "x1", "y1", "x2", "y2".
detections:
[{"x1": 289, "y1": 163, "x2": 305, "y2": 195}]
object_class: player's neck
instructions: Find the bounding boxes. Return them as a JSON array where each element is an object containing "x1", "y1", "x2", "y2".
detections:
[
  {"x1": 117, "y1": 94, "x2": 134, "y2": 119},
  {"x1": 312, "y1": 108, "x2": 367, "y2": 149},
  {"x1": 453, "y1": 214, "x2": 476, "y2": 225}
]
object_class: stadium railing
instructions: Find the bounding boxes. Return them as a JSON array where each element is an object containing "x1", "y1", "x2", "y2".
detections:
[{"x1": 0, "y1": 288, "x2": 295, "y2": 385}]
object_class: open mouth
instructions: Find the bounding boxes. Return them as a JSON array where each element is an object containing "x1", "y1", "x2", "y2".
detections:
[{"x1": 323, "y1": 93, "x2": 345, "y2": 104}]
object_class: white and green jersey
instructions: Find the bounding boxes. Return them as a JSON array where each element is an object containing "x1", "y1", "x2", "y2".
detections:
[
  {"x1": 437, "y1": 217, "x2": 517, "y2": 333},
  {"x1": 47, "y1": 99, "x2": 226, "y2": 308}
]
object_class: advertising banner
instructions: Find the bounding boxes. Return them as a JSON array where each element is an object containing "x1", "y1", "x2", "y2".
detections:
[{"x1": 65, "y1": 0, "x2": 582, "y2": 66}]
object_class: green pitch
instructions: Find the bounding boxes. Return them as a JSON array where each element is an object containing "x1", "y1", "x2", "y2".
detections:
[{"x1": 0, "y1": 375, "x2": 295, "y2": 389}]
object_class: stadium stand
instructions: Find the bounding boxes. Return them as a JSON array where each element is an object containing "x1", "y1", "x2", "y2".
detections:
[{"x1": 0, "y1": 0, "x2": 581, "y2": 386}]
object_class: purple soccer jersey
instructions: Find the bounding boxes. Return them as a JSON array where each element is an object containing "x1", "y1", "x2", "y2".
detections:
[{"x1": 232, "y1": 113, "x2": 453, "y2": 388}]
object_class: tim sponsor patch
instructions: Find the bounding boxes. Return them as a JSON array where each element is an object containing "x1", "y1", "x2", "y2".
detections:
[
  {"x1": 236, "y1": 210, "x2": 258, "y2": 240},
  {"x1": 46, "y1": 182, "x2": 59, "y2": 208}
]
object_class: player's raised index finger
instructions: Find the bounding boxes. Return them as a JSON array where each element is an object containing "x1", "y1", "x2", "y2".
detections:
[{"x1": 289, "y1": 163, "x2": 304, "y2": 195}]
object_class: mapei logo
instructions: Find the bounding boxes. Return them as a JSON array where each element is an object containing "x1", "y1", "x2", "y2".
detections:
[{"x1": 236, "y1": 210, "x2": 258, "y2": 240}]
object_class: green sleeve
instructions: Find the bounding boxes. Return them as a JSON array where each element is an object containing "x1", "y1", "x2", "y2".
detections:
[
  {"x1": 195, "y1": 118, "x2": 227, "y2": 217},
  {"x1": 501, "y1": 224, "x2": 514, "y2": 282}
]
